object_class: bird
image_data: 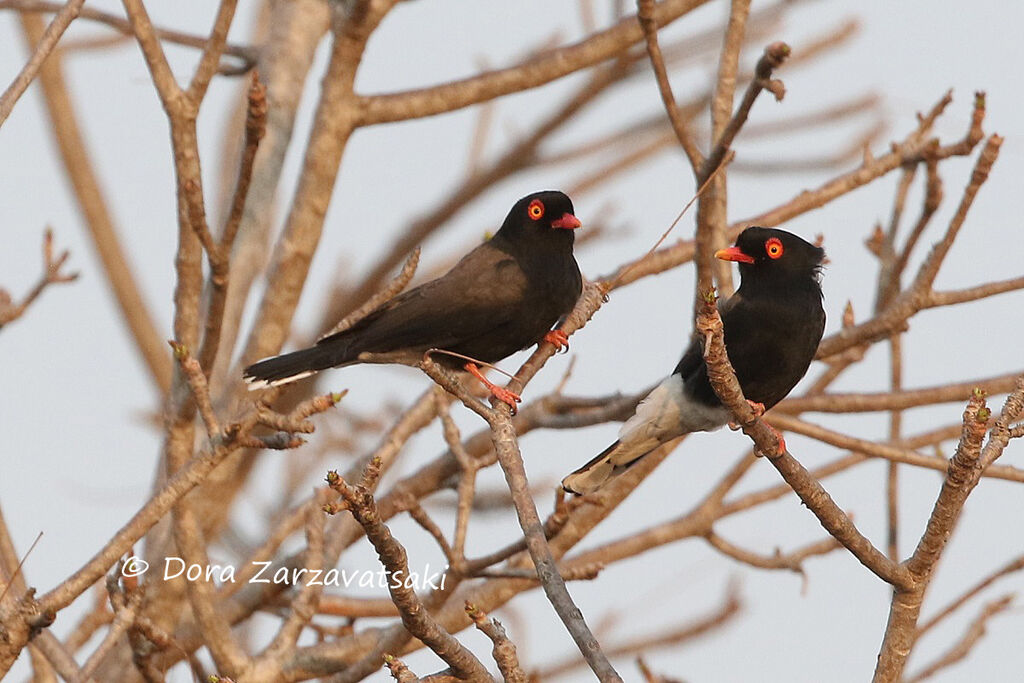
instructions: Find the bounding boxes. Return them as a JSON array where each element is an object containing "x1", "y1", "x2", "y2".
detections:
[
  {"x1": 243, "y1": 191, "x2": 583, "y2": 410},
  {"x1": 562, "y1": 226, "x2": 825, "y2": 495}
]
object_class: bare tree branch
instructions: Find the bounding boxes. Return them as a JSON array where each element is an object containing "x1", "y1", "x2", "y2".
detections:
[
  {"x1": 0, "y1": 229, "x2": 78, "y2": 329},
  {"x1": 16, "y1": 14, "x2": 172, "y2": 392},
  {"x1": 0, "y1": 0, "x2": 84, "y2": 128}
]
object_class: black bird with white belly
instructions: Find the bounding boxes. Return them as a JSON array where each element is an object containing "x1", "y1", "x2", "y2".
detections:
[
  {"x1": 244, "y1": 191, "x2": 583, "y2": 410},
  {"x1": 562, "y1": 227, "x2": 825, "y2": 495}
]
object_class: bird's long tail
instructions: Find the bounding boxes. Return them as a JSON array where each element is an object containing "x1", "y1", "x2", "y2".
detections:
[
  {"x1": 561, "y1": 438, "x2": 659, "y2": 495},
  {"x1": 243, "y1": 345, "x2": 346, "y2": 390}
]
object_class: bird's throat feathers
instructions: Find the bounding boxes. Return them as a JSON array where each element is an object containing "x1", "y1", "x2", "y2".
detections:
[
  {"x1": 494, "y1": 218, "x2": 577, "y2": 253},
  {"x1": 736, "y1": 264, "x2": 824, "y2": 304}
]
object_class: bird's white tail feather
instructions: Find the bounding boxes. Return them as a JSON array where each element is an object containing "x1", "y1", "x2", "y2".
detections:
[
  {"x1": 244, "y1": 369, "x2": 315, "y2": 391},
  {"x1": 561, "y1": 438, "x2": 661, "y2": 494}
]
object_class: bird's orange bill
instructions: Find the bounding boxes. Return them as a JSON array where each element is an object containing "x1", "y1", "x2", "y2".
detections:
[
  {"x1": 715, "y1": 245, "x2": 754, "y2": 263},
  {"x1": 551, "y1": 213, "x2": 582, "y2": 229}
]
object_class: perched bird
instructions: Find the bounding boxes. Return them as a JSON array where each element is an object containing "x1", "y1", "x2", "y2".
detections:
[
  {"x1": 244, "y1": 191, "x2": 583, "y2": 409},
  {"x1": 562, "y1": 227, "x2": 825, "y2": 495}
]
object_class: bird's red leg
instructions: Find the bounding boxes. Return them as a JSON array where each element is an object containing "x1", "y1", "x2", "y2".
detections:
[
  {"x1": 542, "y1": 329, "x2": 570, "y2": 352},
  {"x1": 464, "y1": 362, "x2": 521, "y2": 413}
]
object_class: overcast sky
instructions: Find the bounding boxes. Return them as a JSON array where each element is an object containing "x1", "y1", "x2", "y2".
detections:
[{"x1": 2, "y1": 1, "x2": 1022, "y2": 681}]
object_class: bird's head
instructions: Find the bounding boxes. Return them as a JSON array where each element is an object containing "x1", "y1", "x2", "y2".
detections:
[
  {"x1": 716, "y1": 226, "x2": 825, "y2": 288},
  {"x1": 497, "y1": 190, "x2": 581, "y2": 245}
]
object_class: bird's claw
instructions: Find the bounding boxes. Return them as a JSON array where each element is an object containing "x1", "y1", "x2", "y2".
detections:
[
  {"x1": 464, "y1": 362, "x2": 522, "y2": 414},
  {"x1": 766, "y1": 424, "x2": 787, "y2": 456},
  {"x1": 729, "y1": 400, "x2": 767, "y2": 431},
  {"x1": 489, "y1": 386, "x2": 522, "y2": 414},
  {"x1": 543, "y1": 329, "x2": 570, "y2": 353}
]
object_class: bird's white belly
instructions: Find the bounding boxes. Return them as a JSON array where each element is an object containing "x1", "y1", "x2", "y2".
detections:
[{"x1": 619, "y1": 374, "x2": 729, "y2": 445}]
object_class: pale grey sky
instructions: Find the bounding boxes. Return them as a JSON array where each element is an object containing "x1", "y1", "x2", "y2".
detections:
[{"x1": 1, "y1": 1, "x2": 1022, "y2": 680}]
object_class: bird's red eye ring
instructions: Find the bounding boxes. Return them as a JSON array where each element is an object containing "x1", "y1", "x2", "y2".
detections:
[
  {"x1": 765, "y1": 237, "x2": 784, "y2": 259},
  {"x1": 527, "y1": 199, "x2": 545, "y2": 220}
]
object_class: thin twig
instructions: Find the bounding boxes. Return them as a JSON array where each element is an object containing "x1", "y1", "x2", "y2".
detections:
[
  {"x1": 705, "y1": 532, "x2": 841, "y2": 576},
  {"x1": 700, "y1": 41, "x2": 789, "y2": 182},
  {"x1": 325, "y1": 470, "x2": 490, "y2": 681},
  {"x1": 536, "y1": 584, "x2": 741, "y2": 679},
  {"x1": 0, "y1": 0, "x2": 85, "y2": 128},
  {"x1": 766, "y1": 413, "x2": 1024, "y2": 484},
  {"x1": 0, "y1": 229, "x2": 78, "y2": 329},
  {"x1": 321, "y1": 248, "x2": 420, "y2": 340},
  {"x1": 169, "y1": 342, "x2": 221, "y2": 440},
  {"x1": 15, "y1": 13, "x2": 171, "y2": 391},
  {"x1": 356, "y1": 0, "x2": 716, "y2": 125},
  {"x1": 918, "y1": 554, "x2": 1024, "y2": 636},
  {"x1": 0, "y1": 0, "x2": 257, "y2": 70},
  {"x1": 419, "y1": 357, "x2": 621, "y2": 681},
  {"x1": 466, "y1": 602, "x2": 527, "y2": 683},
  {"x1": 636, "y1": 0, "x2": 703, "y2": 171},
  {"x1": 904, "y1": 596, "x2": 1014, "y2": 683},
  {"x1": 776, "y1": 371, "x2": 1023, "y2": 414},
  {"x1": 197, "y1": 72, "x2": 268, "y2": 377}
]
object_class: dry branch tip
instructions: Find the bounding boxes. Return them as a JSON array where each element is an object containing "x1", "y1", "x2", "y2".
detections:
[{"x1": 167, "y1": 339, "x2": 189, "y2": 361}]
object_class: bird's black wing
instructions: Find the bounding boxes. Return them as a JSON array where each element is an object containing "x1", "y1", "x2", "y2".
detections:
[
  {"x1": 715, "y1": 288, "x2": 823, "y2": 409},
  {"x1": 317, "y1": 240, "x2": 527, "y2": 357},
  {"x1": 671, "y1": 335, "x2": 702, "y2": 380}
]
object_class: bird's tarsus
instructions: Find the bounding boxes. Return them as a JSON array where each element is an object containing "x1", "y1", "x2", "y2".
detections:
[{"x1": 465, "y1": 362, "x2": 522, "y2": 414}]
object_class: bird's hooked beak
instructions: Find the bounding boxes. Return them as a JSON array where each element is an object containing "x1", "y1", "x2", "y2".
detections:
[
  {"x1": 550, "y1": 213, "x2": 582, "y2": 230},
  {"x1": 715, "y1": 246, "x2": 754, "y2": 264}
]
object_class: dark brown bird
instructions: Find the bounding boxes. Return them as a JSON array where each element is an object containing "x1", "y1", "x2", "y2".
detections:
[
  {"x1": 244, "y1": 191, "x2": 583, "y2": 409},
  {"x1": 562, "y1": 227, "x2": 825, "y2": 494}
]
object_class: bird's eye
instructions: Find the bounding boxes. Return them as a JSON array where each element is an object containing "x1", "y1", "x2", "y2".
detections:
[
  {"x1": 527, "y1": 200, "x2": 545, "y2": 220},
  {"x1": 765, "y1": 238, "x2": 784, "y2": 259}
]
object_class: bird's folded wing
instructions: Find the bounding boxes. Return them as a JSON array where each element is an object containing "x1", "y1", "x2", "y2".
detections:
[{"x1": 318, "y1": 243, "x2": 525, "y2": 354}]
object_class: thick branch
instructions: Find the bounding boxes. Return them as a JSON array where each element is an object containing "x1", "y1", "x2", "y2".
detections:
[
  {"x1": 240, "y1": 1, "x2": 397, "y2": 367},
  {"x1": 356, "y1": 0, "x2": 712, "y2": 125}
]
